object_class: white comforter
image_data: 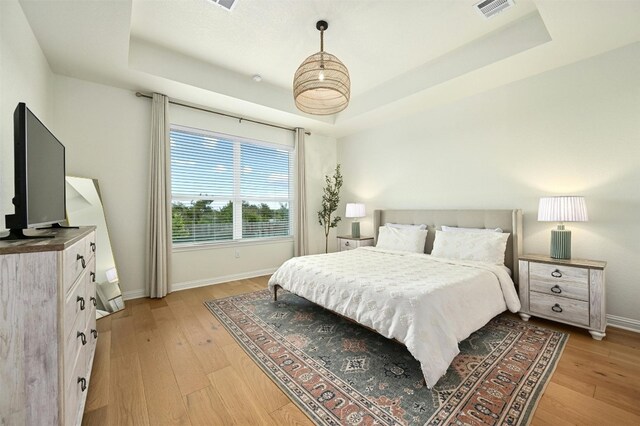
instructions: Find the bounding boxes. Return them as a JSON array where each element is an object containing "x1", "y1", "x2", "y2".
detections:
[{"x1": 268, "y1": 247, "x2": 521, "y2": 388}]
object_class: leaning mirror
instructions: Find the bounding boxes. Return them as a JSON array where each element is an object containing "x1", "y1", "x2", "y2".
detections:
[{"x1": 65, "y1": 176, "x2": 124, "y2": 317}]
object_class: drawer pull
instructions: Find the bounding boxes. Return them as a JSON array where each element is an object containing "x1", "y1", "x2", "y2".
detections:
[
  {"x1": 90, "y1": 271, "x2": 96, "y2": 282},
  {"x1": 90, "y1": 242, "x2": 96, "y2": 252},
  {"x1": 77, "y1": 254, "x2": 86, "y2": 269},
  {"x1": 77, "y1": 331, "x2": 87, "y2": 345},
  {"x1": 551, "y1": 269, "x2": 562, "y2": 278},
  {"x1": 77, "y1": 296, "x2": 85, "y2": 311},
  {"x1": 345, "y1": 241, "x2": 350, "y2": 246},
  {"x1": 90, "y1": 296, "x2": 97, "y2": 307},
  {"x1": 91, "y1": 329, "x2": 98, "y2": 339},
  {"x1": 551, "y1": 285, "x2": 562, "y2": 294},
  {"x1": 551, "y1": 303, "x2": 563, "y2": 313},
  {"x1": 78, "y1": 377, "x2": 87, "y2": 392}
]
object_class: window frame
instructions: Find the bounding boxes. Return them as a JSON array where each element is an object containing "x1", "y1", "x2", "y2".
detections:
[{"x1": 170, "y1": 124, "x2": 294, "y2": 249}]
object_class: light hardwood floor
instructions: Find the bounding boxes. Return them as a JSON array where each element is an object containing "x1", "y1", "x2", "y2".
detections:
[{"x1": 83, "y1": 276, "x2": 640, "y2": 426}]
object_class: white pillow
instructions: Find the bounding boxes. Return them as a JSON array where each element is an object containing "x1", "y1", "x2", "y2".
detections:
[
  {"x1": 385, "y1": 222, "x2": 427, "y2": 230},
  {"x1": 441, "y1": 225, "x2": 503, "y2": 233},
  {"x1": 431, "y1": 230, "x2": 509, "y2": 265},
  {"x1": 376, "y1": 226, "x2": 428, "y2": 253}
]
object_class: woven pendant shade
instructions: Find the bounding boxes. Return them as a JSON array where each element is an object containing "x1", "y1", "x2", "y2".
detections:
[{"x1": 293, "y1": 21, "x2": 350, "y2": 115}]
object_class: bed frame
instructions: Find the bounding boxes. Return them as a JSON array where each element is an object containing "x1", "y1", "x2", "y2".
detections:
[
  {"x1": 273, "y1": 209, "x2": 523, "y2": 301},
  {"x1": 373, "y1": 209, "x2": 523, "y2": 284}
]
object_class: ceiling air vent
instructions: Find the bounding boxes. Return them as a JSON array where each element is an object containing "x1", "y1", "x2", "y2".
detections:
[
  {"x1": 208, "y1": 0, "x2": 237, "y2": 12},
  {"x1": 474, "y1": 0, "x2": 515, "y2": 19}
]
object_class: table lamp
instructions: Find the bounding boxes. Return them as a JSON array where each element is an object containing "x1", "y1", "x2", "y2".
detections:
[
  {"x1": 345, "y1": 203, "x2": 365, "y2": 238},
  {"x1": 538, "y1": 196, "x2": 588, "y2": 259}
]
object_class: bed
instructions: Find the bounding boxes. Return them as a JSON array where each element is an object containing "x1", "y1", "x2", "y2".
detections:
[{"x1": 268, "y1": 209, "x2": 523, "y2": 388}]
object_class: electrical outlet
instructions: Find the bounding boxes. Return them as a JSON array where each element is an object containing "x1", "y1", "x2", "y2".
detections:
[{"x1": 234, "y1": 249, "x2": 240, "y2": 258}]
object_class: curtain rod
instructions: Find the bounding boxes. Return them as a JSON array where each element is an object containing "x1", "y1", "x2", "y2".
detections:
[{"x1": 135, "y1": 92, "x2": 310, "y2": 136}]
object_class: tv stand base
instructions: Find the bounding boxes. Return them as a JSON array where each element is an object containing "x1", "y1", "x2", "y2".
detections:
[
  {"x1": 37, "y1": 223, "x2": 79, "y2": 230},
  {"x1": 0, "y1": 229, "x2": 55, "y2": 241}
]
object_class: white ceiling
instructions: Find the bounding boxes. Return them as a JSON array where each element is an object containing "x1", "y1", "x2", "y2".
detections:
[{"x1": 18, "y1": 0, "x2": 640, "y2": 137}]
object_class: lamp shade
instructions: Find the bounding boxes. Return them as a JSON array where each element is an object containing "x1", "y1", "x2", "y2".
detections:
[
  {"x1": 345, "y1": 203, "x2": 365, "y2": 218},
  {"x1": 538, "y1": 196, "x2": 588, "y2": 222},
  {"x1": 293, "y1": 20, "x2": 350, "y2": 115}
]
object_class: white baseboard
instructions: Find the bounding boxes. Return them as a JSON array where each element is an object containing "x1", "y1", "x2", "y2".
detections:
[
  {"x1": 607, "y1": 314, "x2": 640, "y2": 333},
  {"x1": 121, "y1": 267, "x2": 278, "y2": 301},
  {"x1": 171, "y1": 267, "x2": 278, "y2": 292},
  {"x1": 121, "y1": 289, "x2": 147, "y2": 301}
]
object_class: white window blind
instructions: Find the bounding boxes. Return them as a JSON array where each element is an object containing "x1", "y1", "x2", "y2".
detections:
[{"x1": 170, "y1": 125, "x2": 293, "y2": 245}]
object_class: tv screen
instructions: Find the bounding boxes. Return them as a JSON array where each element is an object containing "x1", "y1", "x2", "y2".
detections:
[
  {"x1": 25, "y1": 107, "x2": 66, "y2": 226},
  {"x1": 4, "y1": 103, "x2": 66, "y2": 233}
]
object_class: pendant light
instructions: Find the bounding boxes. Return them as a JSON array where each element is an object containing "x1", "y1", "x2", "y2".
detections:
[{"x1": 293, "y1": 20, "x2": 350, "y2": 115}]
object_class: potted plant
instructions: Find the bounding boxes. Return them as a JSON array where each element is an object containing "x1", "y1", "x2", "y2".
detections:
[{"x1": 318, "y1": 164, "x2": 343, "y2": 253}]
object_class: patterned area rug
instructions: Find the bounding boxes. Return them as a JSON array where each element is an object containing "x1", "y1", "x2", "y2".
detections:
[{"x1": 205, "y1": 289, "x2": 567, "y2": 426}]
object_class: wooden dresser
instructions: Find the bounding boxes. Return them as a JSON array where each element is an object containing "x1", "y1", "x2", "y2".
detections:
[{"x1": 0, "y1": 227, "x2": 98, "y2": 425}]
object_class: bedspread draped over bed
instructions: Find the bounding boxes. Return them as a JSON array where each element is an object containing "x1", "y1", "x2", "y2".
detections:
[{"x1": 268, "y1": 247, "x2": 521, "y2": 388}]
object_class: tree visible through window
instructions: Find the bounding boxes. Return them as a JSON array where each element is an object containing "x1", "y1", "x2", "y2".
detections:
[{"x1": 170, "y1": 126, "x2": 293, "y2": 244}]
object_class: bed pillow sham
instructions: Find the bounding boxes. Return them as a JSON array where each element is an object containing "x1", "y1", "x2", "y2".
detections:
[
  {"x1": 386, "y1": 222, "x2": 428, "y2": 230},
  {"x1": 376, "y1": 226, "x2": 428, "y2": 253},
  {"x1": 441, "y1": 225, "x2": 503, "y2": 233},
  {"x1": 431, "y1": 230, "x2": 509, "y2": 265}
]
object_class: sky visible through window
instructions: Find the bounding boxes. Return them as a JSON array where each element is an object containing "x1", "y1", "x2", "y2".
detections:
[{"x1": 171, "y1": 129, "x2": 289, "y2": 208}]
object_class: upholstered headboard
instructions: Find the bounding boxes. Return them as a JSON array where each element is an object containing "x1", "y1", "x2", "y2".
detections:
[{"x1": 373, "y1": 209, "x2": 523, "y2": 284}]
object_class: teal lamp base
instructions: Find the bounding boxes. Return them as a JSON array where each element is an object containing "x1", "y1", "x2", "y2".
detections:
[
  {"x1": 351, "y1": 221, "x2": 361, "y2": 238},
  {"x1": 550, "y1": 225, "x2": 571, "y2": 259}
]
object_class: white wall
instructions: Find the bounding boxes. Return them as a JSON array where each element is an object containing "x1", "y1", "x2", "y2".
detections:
[
  {"x1": 337, "y1": 42, "x2": 640, "y2": 323},
  {"x1": 52, "y1": 75, "x2": 150, "y2": 296},
  {"x1": 0, "y1": 0, "x2": 54, "y2": 230}
]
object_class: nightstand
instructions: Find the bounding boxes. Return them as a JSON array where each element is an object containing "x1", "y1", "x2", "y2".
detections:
[
  {"x1": 518, "y1": 254, "x2": 607, "y2": 340},
  {"x1": 337, "y1": 235, "x2": 374, "y2": 252}
]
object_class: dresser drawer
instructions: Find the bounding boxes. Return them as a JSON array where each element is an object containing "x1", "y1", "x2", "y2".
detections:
[
  {"x1": 64, "y1": 272, "x2": 88, "y2": 341},
  {"x1": 529, "y1": 262, "x2": 588, "y2": 300},
  {"x1": 63, "y1": 238, "x2": 89, "y2": 295},
  {"x1": 530, "y1": 291, "x2": 589, "y2": 326},
  {"x1": 85, "y1": 231, "x2": 97, "y2": 262},
  {"x1": 64, "y1": 310, "x2": 87, "y2": 388},
  {"x1": 86, "y1": 256, "x2": 97, "y2": 311},
  {"x1": 65, "y1": 345, "x2": 87, "y2": 426},
  {"x1": 87, "y1": 305, "x2": 98, "y2": 373}
]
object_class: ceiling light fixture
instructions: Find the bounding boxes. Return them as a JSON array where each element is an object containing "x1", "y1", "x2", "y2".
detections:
[
  {"x1": 293, "y1": 20, "x2": 350, "y2": 115},
  {"x1": 252, "y1": 74, "x2": 262, "y2": 82}
]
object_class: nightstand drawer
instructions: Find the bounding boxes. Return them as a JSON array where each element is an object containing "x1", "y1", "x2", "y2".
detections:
[
  {"x1": 530, "y1": 278, "x2": 588, "y2": 302},
  {"x1": 529, "y1": 262, "x2": 588, "y2": 300},
  {"x1": 337, "y1": 236, "x2": 374, "y2": 252},
  {"x1": 530, "y1": 291, "x2": 589, "y2": 326},
  {"x1": 340, "y1": 239, "x2": 357, "y2": 251}
]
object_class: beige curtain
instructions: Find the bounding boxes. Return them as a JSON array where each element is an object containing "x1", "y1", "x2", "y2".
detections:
[
  {"x1": 294, "y1": 128, "x2": 308, "y2": 256},
  {"x1": 146, "y1": 93, "x2": 172, "y2": 298}
]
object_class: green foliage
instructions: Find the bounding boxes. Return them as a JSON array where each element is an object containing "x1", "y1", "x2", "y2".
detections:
[
  {"x1": 317, "y1": 164, "x2": 343, "y2": 253},
  {"x1": 242, "y1": 201, "x2": 288, "y2": 223},
  {"x1": 172, "y1": 209, "x2": 189, "y2": 238},
  {"x1": 171, "y1": 200, "x2": 289, "y2": 243}
]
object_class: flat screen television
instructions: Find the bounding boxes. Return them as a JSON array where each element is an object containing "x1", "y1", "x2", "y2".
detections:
[{"x1": 3, "y1": 102, "x2": 66, "y2": 239}]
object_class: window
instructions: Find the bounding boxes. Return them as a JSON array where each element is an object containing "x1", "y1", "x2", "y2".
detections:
[{"x1": 170, "y1": 125, "x2": 293, "y2": 245}]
